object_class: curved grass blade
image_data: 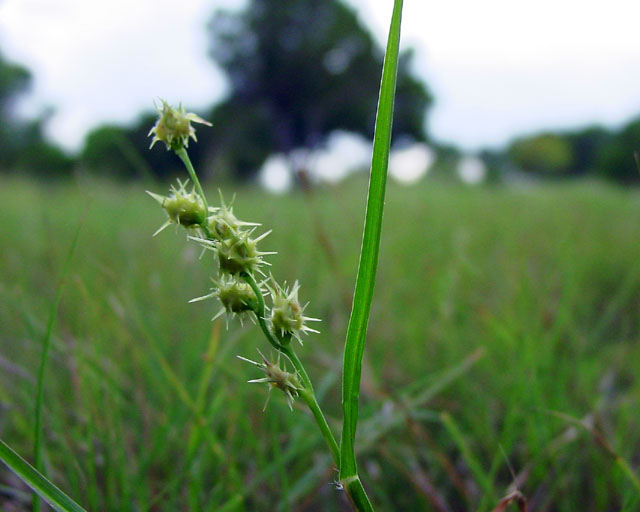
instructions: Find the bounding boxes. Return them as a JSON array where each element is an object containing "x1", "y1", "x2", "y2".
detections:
[
  {"x1": 339, "y1": 0, "x2": 404, "y2": 506},
  {"x1": 0, "y1": 438, "x2": 86, "y2": 512}
]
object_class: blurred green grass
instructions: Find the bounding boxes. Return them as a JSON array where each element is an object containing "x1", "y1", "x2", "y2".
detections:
[{"x1": 1, "y1": 176, "x2": 639, "y2": 511}]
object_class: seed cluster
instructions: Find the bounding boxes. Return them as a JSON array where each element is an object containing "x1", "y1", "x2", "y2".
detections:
[{"x1": 147, "y1": 101, "x2": 320, "y2": 409}]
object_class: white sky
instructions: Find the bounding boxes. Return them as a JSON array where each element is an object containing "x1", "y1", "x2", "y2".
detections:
[{"x1": 1, "y1": 0, "x2": 639, "y2": 152}]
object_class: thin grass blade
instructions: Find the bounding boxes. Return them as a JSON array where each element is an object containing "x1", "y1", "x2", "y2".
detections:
[
  {"x1": 339, "y1": 0, "x2": 404, "y2": 503},
  {"x1": 33, "y1": 208, "x2": 85, "y2": 512},
  {"x1": 441, "y1": 412, "x2": 497, "y2": 503},
  {"x1": 0, "y1": 439, "x2": 86, "y2": 512}
]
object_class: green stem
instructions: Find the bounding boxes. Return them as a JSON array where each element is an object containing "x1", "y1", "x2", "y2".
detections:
[
  {"x1": 175, "y1": 146, "x2": 215, "y2": 242},
  {"x1": 240, "y1": 272, "x2": 340, "y2": 468},
  {"x1": 240, "y1": 272, "x2": 284, "y2": 352},
  {"x1": 281, "y1": 346, "x2": 340, "y2": 467},
  {"x1": 342, "y1": 476, "x2": 375, "y2": 512},
  {"x1": 175, "y1": 147, "x2": 209, "y2": 215}
]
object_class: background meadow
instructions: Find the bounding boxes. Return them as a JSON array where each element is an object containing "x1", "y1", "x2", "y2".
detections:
[{"x1": 1, "y1": 176, "x2": 639, "y2": 510}]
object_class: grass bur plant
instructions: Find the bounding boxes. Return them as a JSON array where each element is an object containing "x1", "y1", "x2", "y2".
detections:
[
  {"x1": 145, "y1": 99, "x2": 352, "y2": 502},
  {"x1": 0, "y1": 1, "x2": 403, "y2": 509},
  {"x1": 141, "y1": 1, "x2": 404, "y2": 509}
]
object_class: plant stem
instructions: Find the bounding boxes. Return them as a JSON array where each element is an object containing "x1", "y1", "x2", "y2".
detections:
[
  {"x1": 281, "y1": 346, "x2": 340, "y2": 467},
  {"x1": 175, "y1": 146, "x2": 215, "y2": 242},
  {"x1": 241, "y1": 273, "x2": 285, "y2": 352},
  {"x1": 175, "y1": 147, "x2": 209, "y2": 215},
  {"x1": 241, "y1": 272, "x2": 340, "y2": 468},
  {"x1": 342, "y1": 476, "x2": 375, "y2": 512}
]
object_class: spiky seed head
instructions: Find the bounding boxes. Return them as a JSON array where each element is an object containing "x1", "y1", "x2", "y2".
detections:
[
  {"x1": 267, "y1": 278, "x2": 320, "y2": 345},
  {"x1": 237, "y1": 350, "x2": 302, "y2": 410},
  {"x1": 207, "y1": 192, "x2": 258, "y2": 242},
  {"x1": 190, "y1": 275, "x2": 258, "y2": 325},
  {"x1": 216, "y1": 229, "x2": 272, "y2": 275},
  {"x1": 216, "y1": 276, "x2": 256, "y2": 314},
  {"x1": 208, "y1": 210, "x2": 237, "y2": 242},
  {"x1": 147, "y1": 180, "x2": 206, "y2": 234},
  {"x1": 162, "y1": 189, "x2": 206, "y2": 227},
  {"x1": 148, "y1": 99, "x2": 211, "y2": 151}
]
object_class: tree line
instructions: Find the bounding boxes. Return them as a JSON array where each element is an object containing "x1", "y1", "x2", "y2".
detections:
[
  {"x1": 0, "y1": 0, "x2": 638, "y2": 184},
  {"x1": 496, "y1": 121, "x2": 640, "y2": 183}
]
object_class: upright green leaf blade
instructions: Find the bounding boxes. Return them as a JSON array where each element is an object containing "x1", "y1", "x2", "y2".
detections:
[
  {"x1": 0, "y1": 439, "x2": 87, "y2": 512},
  {"x1": 340, "y1": 0, "x2": 403, "y2": 484}
]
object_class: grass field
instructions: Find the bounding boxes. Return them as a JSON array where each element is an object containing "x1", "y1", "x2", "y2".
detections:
[{"x1": 1, "y1": 176, "x2": 639, "y2": 511}]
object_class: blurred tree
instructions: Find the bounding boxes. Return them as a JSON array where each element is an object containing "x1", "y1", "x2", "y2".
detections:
[
  {"x1": 0, "y1": 51, "x2": 74, "y2": 176},
  {"x1": 82, "y1": 125, "x2": 133, "y2": 177},
  {"x1": 81, "y1": 123, "x2": 157, "y2": 181},
  {"x1": 507, "y1": 132, "x2": 574, "y2": 175},
  {"x1": 0, "y1": 51, "x2": 32, "y2": 169},
  {"x1": 206, "y1": 0, "x2": 432, "y2": 179},
  {"x1": 16, "y1": 116, "x2": 74, "y2": 177},
  {"x1": 0, "y1": 52, "x2": 30, "y2": 117},
  {"x1": 565, "y1": 125, "x2": 611, "y2": 175},
  {"x1": 595, "y1": 117, "x2": 640, "y2": 183}
]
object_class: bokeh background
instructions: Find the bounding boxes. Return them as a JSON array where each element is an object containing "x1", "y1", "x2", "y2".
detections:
[{"x1": 1, "y1": 1, "x2": 640, "y2": 511}]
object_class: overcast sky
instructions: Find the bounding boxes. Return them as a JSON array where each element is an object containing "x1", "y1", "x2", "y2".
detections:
[{"x1": 1, "y1": 0, "x2": 639, "y2": 152}]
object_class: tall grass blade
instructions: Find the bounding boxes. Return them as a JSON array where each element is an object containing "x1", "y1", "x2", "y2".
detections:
[
  {"x1": 0, "y1": 438, "x2": 86, "y2": 512},
  {"x1": 339, "y1": 0, "x2": 403, "y2": 502},
  {"x1": 33, "y1": 211, "x2": 84, "y2": 512}
]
